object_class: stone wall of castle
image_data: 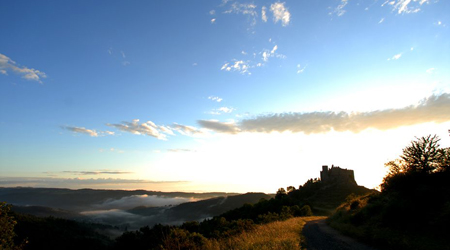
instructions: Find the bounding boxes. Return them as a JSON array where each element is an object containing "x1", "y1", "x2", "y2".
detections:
[{"x1": 320, "y1": 165, "x2": 357, "y2": 185}]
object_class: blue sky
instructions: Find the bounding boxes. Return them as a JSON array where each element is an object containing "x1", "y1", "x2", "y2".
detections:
[{"x1": 1, "y1": 0, "x2": 449, "y2": 193}]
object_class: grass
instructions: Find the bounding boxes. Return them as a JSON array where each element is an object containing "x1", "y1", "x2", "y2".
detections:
[{"x1": 203, "y1": 216, "x2": 325, "y2": 250}]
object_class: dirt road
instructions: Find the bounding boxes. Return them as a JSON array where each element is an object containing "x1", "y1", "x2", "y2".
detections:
[{"x1": 302, "y1": 219, "x2": 379, "y2": 250}]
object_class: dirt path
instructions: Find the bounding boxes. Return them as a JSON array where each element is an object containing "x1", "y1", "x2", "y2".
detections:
[{"x1": 302, "y1": 219, "x2": 379, "y2": 250}]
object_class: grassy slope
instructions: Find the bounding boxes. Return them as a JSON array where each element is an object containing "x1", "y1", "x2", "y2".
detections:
[{"x1": 187, "y1": 216, "x2": 324, "y2": 250}]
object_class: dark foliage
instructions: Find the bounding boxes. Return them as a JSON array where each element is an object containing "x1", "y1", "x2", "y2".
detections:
[
  {"x1": 329, "y1": 135, "x2": 450, "y2": 250},
  {"x1": 12, "y1": 213, "x2": 114, "y2": 250}
]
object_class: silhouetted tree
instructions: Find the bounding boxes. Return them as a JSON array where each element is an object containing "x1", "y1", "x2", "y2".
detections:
[
  {"x1": 400, "y1": 135, "x2": 442, "y2": 173},
  {"x1": 287, "y1": 186, "x2": 296, "y2": 193},
  {"x1": 0, "y1": 202, "x2": 25, "y2": 250},
  {"x1": 275, "y1": 188, "x2": 287, "y2": 199}
]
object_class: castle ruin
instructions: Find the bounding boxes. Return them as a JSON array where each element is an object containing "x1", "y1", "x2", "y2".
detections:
[{"x1": 320, "y1": 165, "x2": 357, "y2": 185}]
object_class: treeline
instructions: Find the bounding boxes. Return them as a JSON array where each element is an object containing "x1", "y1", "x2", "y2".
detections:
[
  {"x1": 113, "y1": 187, "x2": 315, "y2": 249},
  {"x1": 328, "y1": 135, "x2": 450, "y2": 250}
]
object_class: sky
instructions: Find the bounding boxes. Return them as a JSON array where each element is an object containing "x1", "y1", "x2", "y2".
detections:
[{"x1": 0, "y1": 0, "x2": 449, "y2": 193}]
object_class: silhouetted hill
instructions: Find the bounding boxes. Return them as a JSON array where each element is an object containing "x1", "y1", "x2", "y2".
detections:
[
  {"x1": 0, "y1": 187, "x2": 239, "y2": 211},
  {"x1": 11, "y1": 205, "x2": 86, "y2": 220},
  {"x1": 164, "y1": 192, "x2": 272, "y2": 222}
]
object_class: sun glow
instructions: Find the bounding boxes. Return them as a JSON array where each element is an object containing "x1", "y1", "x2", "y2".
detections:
[{"x1": 141, "y1": 121, "x2": 450, "y2": 193}]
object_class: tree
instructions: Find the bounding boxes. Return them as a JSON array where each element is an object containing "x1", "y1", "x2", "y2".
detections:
[
  {"x1": 383, "y1": 135, "x2": 449, "y2": 191},
  {"x1": 0, "y1": 202, "x2": 23, "y2": 250},
  {"x1": 400, "y1": 134, "x2": 442, "y2": 173},
  {"x1": 275, "y1": 188, "x2": 287, "y2": 199}
]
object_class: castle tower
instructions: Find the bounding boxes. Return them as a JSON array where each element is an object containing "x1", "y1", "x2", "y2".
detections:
[{"x1": 320, "y1": 165, "x2": 329, "y2": 182}]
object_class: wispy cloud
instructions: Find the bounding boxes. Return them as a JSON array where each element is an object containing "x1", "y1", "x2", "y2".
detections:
[
  {"x1": 332, "y1": 0, "x2": 349, "y2": 17},
  {"x1": 211, "y1": 18, "x2": 216, "y2": 24},
  {"x1": 197, "y1": 93, "x2": 450, "y2": 134},
  {"x1": 106, "y1": 119, "x2": 173, "y2": 140},
  {"x1": 221, "y1": 60, "x2": 251, "y2": 75},
  {"x1": 210, "y1": 107, "x2": 236, "y2": 115},
  {"x1": 388, "y1": 53, "x2": 402, "y2": 60},
  {"x1": 167, "y1": 148, "x2": 195, "y2": 153},
  {"x1": 270, "y1": 2, "x2": 290, "y2": 26},
  {"x1": 223, "y1": 2, "x2": 258, "y2": 26},
  {"x1": 426, "y1": 68, "x2": 435, "y2": 74},
  {"x1": 99, "y1": 148, "x2": 124, "y2": 153},
  {"x1": 379, "y1": 17, "x2": 385, "y2": 24},
  {"x1": 221, "y1": 45, "x2": 285, "y2": 75},
  {"x1": 197, "y1": 120, "x2": 240, "y2": 134},
  {"x1": 261, "y1": 6, "x2": 268, "y2": 22},
  {"x1": 385, "y1": 0, "x2": 432, "y2": 14},
  {"x1": 62, "y1": 170, "x2": 132, "y2": 175},
  {"x1": 62, "y1": 126, "x2": 99, "y2": 137},
  {"x1": 171, "y1": 123, "x2": 208, "y2": 136},
  {"x1": 297, "y1": 64, "x2": 307, "y2": 74},
  {"x1": 208, "y1": 96, "x2": 223, "y2": 102},
  {"x1": 0, "y1": 53, "x2": 47, "y2": 83}
]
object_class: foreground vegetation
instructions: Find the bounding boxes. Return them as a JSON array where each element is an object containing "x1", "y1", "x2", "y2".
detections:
[
  {"x1": 201, "y1": 216, "x2": 324, "y2": 250},
  {"x1": 328, "y1": 135, "x2": 450, "y2": 250}
]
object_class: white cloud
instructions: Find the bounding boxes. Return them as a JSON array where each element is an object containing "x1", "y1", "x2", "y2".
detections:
[
  {"x1": 210, "y1": 107, "x2": 235, "y2": 115},
  {"x1": 63, "y1": 126, "x2": 99, "y2": 137},
  {"x1": 333, "y1": 0, "x2": 349, "y2": 17},
  {"x1": 222, "y1": 45, "x2": 285, "y2": 75},
  {"x1": 387, "y1": 0, "x2": 432, "y2": 14},
  {"x1": 224, "y1": 2, "x2": 258, "y2": 26},
  {"x1": 261, "y1": 45, "x2": 285, "y2": 62},
  {"x1": 297, "y1": 64, "x2": 307, "y2": 74},
  {"x1": 208, "y1": 96, "x2": 223, "y2": 102},
  {"x1": 0, "y1": 53, "x2": 47, "y2": 83},
  {"x1": 171, "y1": 123, "x2": 208, "y2": 136},
  {"x1": 209, "y1": 10, "x2": 216, "y2": 15},
  {"x1": 106, "y1": 119, "x2": 171, "y2": 140},
  {"x1": 221, "y1": 60, "x2": 251, "y2": 75},
  {"x1": 211, "y1": 18, "x2": 216, "y2": 24},
  {"x1": 197, "y1": 93, "x2": 450, "y2": 135},
  {"x1": 379, "y1": 18, "x2": 385, "y2": 23},
  {"x1": 270, "y1": 2, "x2": 290, "y2": 26},
  {"x1": 388, "y1": 53, "x2": 402, "y2": 60},
  {"x1": 426, "y1": 68, "x2": 435, "y2": 74},
  {"x1": 167, "y1": 148, "x2": 195, "y2": 153},
  {"x1": 271, "y1": 45, "x2": 278, "y2": 54},
  {"x1": 261, "y1": 6, "x2": 268, "y2": 22},
  {"x1": 120, "y1": 51, "x2": 126, "y2": 58}
]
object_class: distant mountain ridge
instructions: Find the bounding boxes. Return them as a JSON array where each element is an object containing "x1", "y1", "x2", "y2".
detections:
[
  {"x1": 0, "y1": 187, "x2": 239, "y2": 211},
  {"x1": 1, "y1": 187, "x2": 271, "y2": 230}
]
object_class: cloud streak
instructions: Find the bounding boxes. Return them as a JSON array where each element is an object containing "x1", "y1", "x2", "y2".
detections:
[
  {"x1": 0, "y1": 53, "x2": 47, "y2": 83},
  {"x1": 197, "y1": 93, "x2": 450, "y2": 134},
  {"x1": 63, "y1": 126, "x2": 99, "y2": 137},
  {"x1": 106, "y1": 119, "x2": 173, "y2": 140},
  {"x1": 62, "y1": 170, "x2": 133, "y2": 175},
  {"x1": 388, "y1": 0, "x2": 431, "y2": 14},
  {"x1": 197, "y1": 120, "x2": 240, "y2": 134}
]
